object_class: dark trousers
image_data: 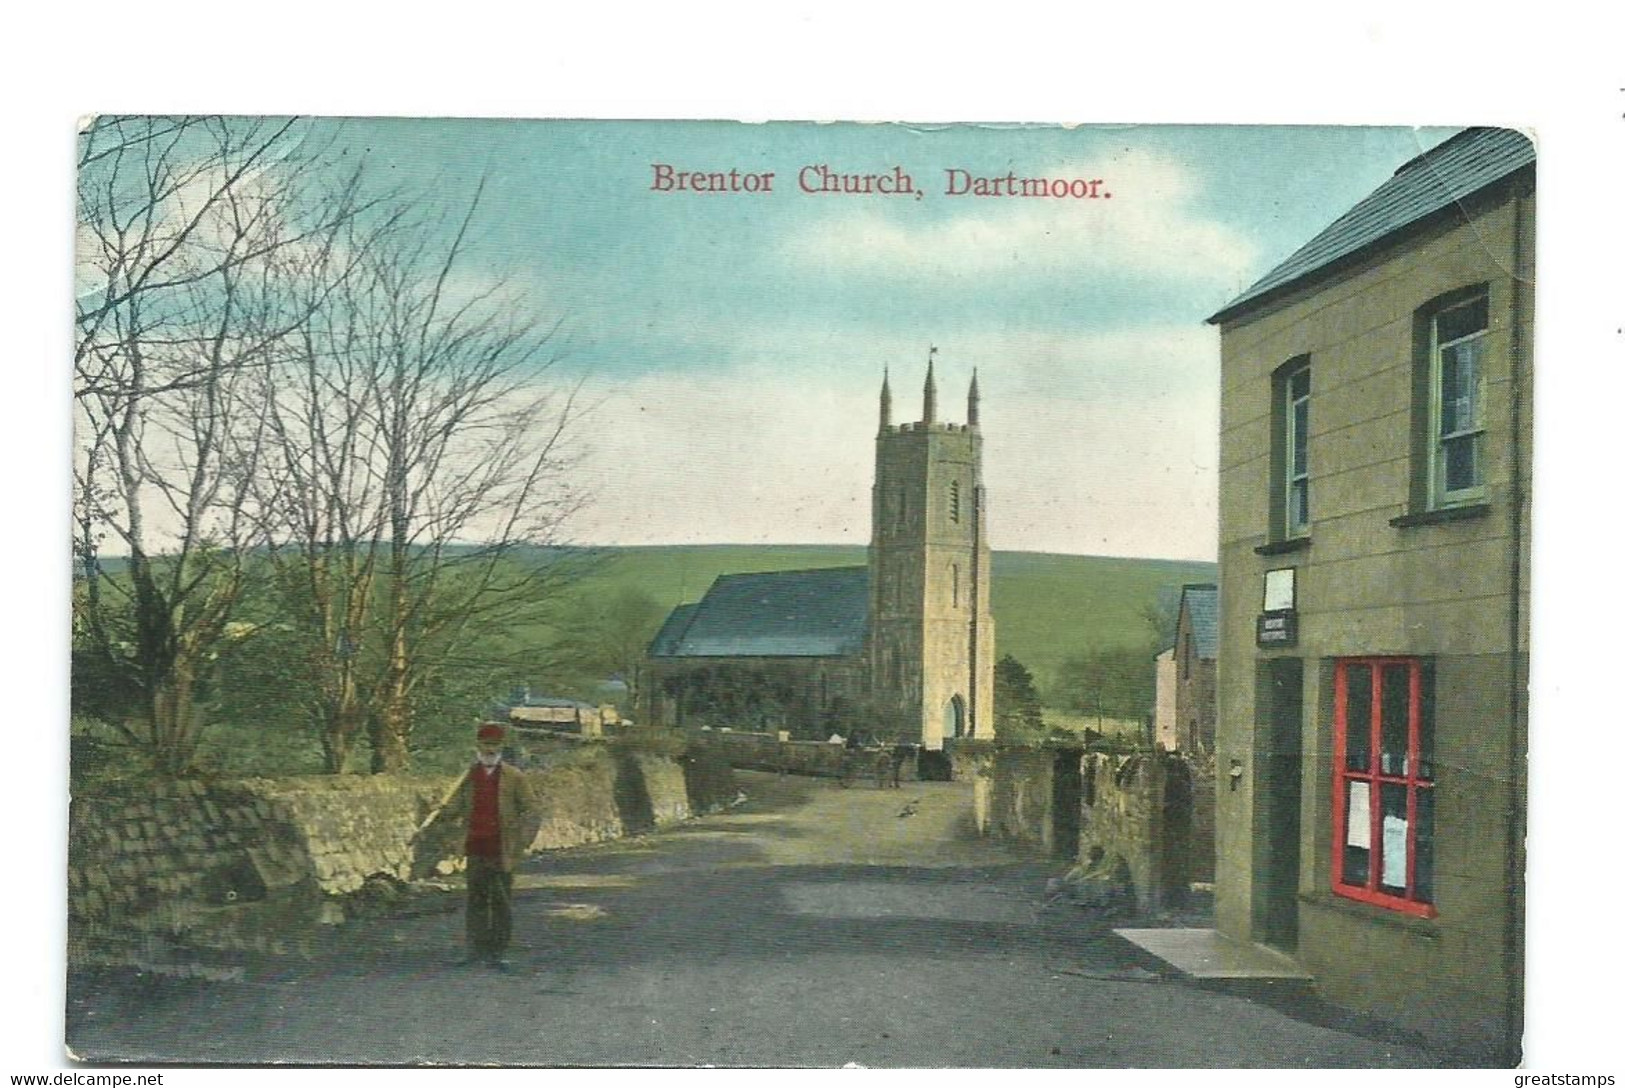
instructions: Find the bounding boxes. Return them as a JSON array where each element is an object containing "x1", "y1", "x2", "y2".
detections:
[{"x1": 466, "y1": 855, "x2": 514, "y2": 960}]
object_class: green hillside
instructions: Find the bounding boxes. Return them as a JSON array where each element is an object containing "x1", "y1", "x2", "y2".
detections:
[{"x1": 567, "y1": 544, "x2": 1216, "y2": 704}]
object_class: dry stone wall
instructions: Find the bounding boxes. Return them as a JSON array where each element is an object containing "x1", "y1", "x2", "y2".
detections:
[
  {"x1": 1076, "y1": 752, "x2": 1166, "y2": 912},
  {"x1": 974, "y1": 747, "x2": 1055, "y2": 848},
  {"x1": 975, "y1": 746, "x2": 1205, "y2": 915},
  {"x1": 692, "y1": 728, "x2": 940, "y2": 782},
  {"x1": 693, "y1": 730, "x2": 848, "y2": 777},
  {"x1": 1186, "y1": 750, "x2": 1216, "y2": 884},
  {"x1": 68, "y1": 744, "x2": 736, "y2": 970}
]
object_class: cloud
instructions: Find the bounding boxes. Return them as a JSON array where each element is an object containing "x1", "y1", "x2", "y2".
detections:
[
  {"x1": 779, "y1": 148, "x2": 1258, "y2": 287},
  {"x1": 571, "y1": 361, "x2": 876, "y2": 548}
]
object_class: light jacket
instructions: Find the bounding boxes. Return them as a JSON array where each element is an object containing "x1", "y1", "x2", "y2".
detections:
[{"x1": 444, "y1": 761, "x2": 540, "y2": 872}]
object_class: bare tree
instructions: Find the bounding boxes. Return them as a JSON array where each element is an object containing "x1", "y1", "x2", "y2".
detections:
[
  {"x1": 365, "y1": 183, "x2": 589, "y2": 771},
  {"x1": 74, "y1": 118, "x2": 591, "y2": 776},
  {"x1": 235, "y1": 209, "x2": 399, "y2": 772},
  {"x1": 72, "y1": 116, "x2": 365, "y2": 775},
  {"x1": 242, "y1": 180, "x2": 590, "y2": 773}
]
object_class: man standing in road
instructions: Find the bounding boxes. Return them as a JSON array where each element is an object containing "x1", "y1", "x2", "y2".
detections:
[{"x1": 444, "y1": 722, "x2": 539, "y2": 970}]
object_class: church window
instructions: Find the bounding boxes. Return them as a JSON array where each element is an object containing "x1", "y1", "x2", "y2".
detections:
[
  {"x1": 950, "y1": 479, "x2": 961, "y2": 523},
  {"x1": 952, "y1": 563, "x2": 960, "y2": 607}
]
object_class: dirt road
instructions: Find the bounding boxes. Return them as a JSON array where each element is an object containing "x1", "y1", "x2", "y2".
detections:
[{"x1": 67, "y1": 771, "x2": 1454, "y2": 1067}]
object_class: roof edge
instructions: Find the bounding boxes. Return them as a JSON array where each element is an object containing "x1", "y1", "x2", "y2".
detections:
[{"x1": 1209, "y1": 138, "x2": 1534, "y2": 328}]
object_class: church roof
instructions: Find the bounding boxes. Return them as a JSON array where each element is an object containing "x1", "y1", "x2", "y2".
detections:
[
  {"x1": 1210, "y1": 127, "x2": 1535, "y2": 325},
  {"x1": 647, "y1": 603, "x2": 701, "y2": 657},
  {"x1": 648, "y1": 567, "x2": 870, "y2": 658}
]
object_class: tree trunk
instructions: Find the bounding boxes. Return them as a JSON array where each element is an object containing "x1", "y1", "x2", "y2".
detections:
[
  {"x1": 322, "y1": 692, "x2": 366, "y2": 774},
  {"x1": 370, "y1": 628, "x2": 411, "y2": 773},
  {"x1": 150, "y1": 661, "x2": 201, "y2": 776}
]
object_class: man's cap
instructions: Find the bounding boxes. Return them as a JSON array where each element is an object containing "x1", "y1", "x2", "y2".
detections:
[{"x1": 476, "y1": 723, "x2": 506, "y2": 743}]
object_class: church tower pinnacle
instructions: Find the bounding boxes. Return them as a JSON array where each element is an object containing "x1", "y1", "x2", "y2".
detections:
[
  {"x1": 967, "y1": 368, "x2": 980, "y2": 427},
  {"x1": 879, "y1": 367, "x2": 892, "y2": 432},
  {"x1": 922, "y1": 346, "x2": 938, "y2": 424}
]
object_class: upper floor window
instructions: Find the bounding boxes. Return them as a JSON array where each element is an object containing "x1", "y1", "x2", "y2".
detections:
[
  {"x1": 1284, "y1": 366, "x2": 1310, "y2": 536},
  {"x1": 950, "y1": 479, "x2": 961, "y2": 524},
  {"x1": 1428, "y1": 293, "x2": 1489, "y2": 508},
  {"x1": 1262, "y1": 357, "x2": 1311, "y2": 550}
]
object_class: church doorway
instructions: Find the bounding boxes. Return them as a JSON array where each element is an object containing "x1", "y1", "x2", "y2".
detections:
[{"x1": 944, "y1": 695, "x2": 966, "y2": 739}]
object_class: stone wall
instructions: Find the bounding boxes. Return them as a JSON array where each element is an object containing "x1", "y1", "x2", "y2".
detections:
[
  {"x1": 975, "y1": 746, "x2": 1201, "y2": 914},
  {"x1": 1186, "y1": 749, "x2": 1216, "y2": 884},
  {"x1": 1077, "y1": 752, "x2": 1168, "y2": 913},
  {"x1": 643, "y1": 656, "x2": 870, "y2": 738},
  {"x1": 975, "y1": 748, "x2": 1056, "y2": 849},
  {"x1": 941, "y1": 738, "x2": 988, "y2": 782},
  {"x1": 68, "y1": 744, "x2": 736, "y2": 969},
  {"x1": 690, "y1": 729, "x2": 915, "y2": 780}
]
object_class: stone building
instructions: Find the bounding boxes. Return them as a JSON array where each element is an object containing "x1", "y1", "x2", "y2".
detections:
[
  {"x1": 644, "y1": 362, "x2": 995, "y2": 749},
  {"x1": 1153, "y1": 583, "x2": 1217, "y2": 753},
  {"x1": 1207, "y1": 127, "x2": 1533, "y2": 1061}
]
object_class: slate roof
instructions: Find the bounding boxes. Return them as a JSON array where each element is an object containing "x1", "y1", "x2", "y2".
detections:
[
  {"x1": 1210, "y1": 127, "x2": 1535, "y2": 325},
  {"x1": 647, "y1": 603, "x2": 700, "y2": 657},
  {"x1": 1181, "y1": 584, "x2": 1219, "y2": 661},
  {"x1": 648, "y1": 567, "x2": 870, "y2": 658},
  {"x1": 1154, "y1": 583, "x2": 1183, "y2": 654}
]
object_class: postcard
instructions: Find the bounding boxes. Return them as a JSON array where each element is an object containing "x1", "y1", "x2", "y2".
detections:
[{"x1": 66, "y1": 116, "x2": 1533, "y2": 1070}]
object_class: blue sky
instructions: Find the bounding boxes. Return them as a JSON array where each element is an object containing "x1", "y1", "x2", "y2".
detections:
[{"x1": 295, "y1": 119, "x2": 1455, "y2": 561}]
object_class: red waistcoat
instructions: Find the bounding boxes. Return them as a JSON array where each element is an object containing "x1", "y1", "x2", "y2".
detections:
[{"x1": 466, "y1": 763, "x2": 503, "y2": 858}]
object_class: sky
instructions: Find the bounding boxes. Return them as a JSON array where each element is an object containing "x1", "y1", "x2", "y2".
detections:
[{"x1": 256, "y1": 119, "x2": 1459, "y2": 563}]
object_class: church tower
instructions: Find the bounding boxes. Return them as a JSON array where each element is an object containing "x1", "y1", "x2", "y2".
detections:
[{"x1": 868, "y1": 352, "x2": 995, "y2": 749}]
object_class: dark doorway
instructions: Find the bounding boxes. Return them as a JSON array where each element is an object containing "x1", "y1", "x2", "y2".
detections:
[
  {"x1": 1051, "y1": 750, "x2": 1083, "y2": 860},
  {"x1": 1254, "y1": 657, "x2": 1303, "y2": 951},
  {"x1": 1160, "y1": 756, "x2": 1193, "y2": 909}
]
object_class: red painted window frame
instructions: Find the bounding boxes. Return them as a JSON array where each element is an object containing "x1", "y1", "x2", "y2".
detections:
[{"x1": 1331, "y1": 656, "x2": 1437, "y2": 918}]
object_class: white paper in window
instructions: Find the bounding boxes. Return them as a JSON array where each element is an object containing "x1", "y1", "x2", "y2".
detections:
[
  {"x1": 1263, "y1": 568, "x2": 1296, "y2": 612},
  {"x1": 1382, "y1": 814, "x2": 1408, "y2": 889},
  {"x1": 1346, "y1": 782, "x2": 1370, "y2": 848}
]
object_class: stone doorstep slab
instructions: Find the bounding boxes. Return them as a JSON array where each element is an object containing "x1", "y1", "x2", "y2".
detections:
[{"x1": 1113, "y1": 927, "x2": 1313, "y2": 980}]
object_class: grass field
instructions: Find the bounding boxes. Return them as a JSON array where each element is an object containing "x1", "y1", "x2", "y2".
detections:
[
  {"x1": 77, "y1": 543, "x2": 1212, "y2": 777},
  {"x1": 566, "y1": 544, "x2": 1215, "y2": 704}
]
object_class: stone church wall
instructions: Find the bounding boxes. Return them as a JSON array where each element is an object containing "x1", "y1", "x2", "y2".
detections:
[
  {"x1": 691, "y1": 729, "x2": 893, "y2": 778},
  {"x1": 644, "y1": 655, "x2": 869, "y2": 739}
]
